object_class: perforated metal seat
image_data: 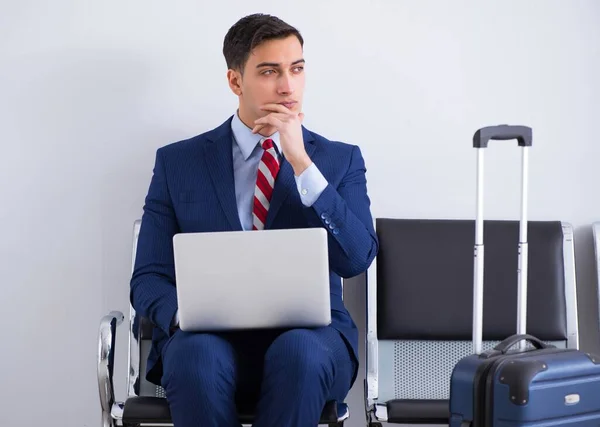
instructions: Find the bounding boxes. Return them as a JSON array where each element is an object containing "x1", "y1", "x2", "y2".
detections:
[
  {"x1": 98, "y1": 220, "x2": 349, "y2": 427},
  {"x1": 364, "y1": 218, "x2": 579, "y2": 425}
]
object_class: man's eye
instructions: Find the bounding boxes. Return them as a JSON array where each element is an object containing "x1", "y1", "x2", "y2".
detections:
[
  {"x1": 262, "y1": 70, "x2": 275, "y2": 75},
  {"x1": 293, "y1": 66, "x2": 304, "y2": 73}
]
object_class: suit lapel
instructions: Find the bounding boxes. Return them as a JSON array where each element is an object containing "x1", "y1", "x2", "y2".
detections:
[
  {"x1": 204, "y1": 118, "x2": 243, "y2": 231},
  {"x1": 265, "y1": 127, "x2": 316, "y2": 228}
]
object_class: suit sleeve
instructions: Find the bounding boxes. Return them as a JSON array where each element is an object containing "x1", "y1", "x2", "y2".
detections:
[
  {"x1": 303, "y1": 145, "x2": 378, "y2": 278},
  {"x1": 130, "y1": 148, "x2": 179, "y2": 336}
]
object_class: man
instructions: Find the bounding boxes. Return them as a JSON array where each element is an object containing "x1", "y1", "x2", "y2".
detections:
[{"x1": 130, "y1": 13, "x2": 378, "y2": 427}]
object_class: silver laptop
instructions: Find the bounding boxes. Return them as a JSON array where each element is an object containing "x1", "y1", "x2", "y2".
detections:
[{"x1": 172, "y1": 227, "x2": 331, "y2": 332}]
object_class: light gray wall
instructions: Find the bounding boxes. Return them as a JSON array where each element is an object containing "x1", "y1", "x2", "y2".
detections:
[{"x1": 1, "y1": 1, "x2": 599, "y2": 426}]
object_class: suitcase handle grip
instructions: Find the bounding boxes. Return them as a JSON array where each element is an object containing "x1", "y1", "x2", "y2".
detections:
[
  {"x1": 473, "y1": 125, "x2": 533, "y2": 148},
  {"x1": 480, "y1": 334, "x2": 554, "y2": 358}
]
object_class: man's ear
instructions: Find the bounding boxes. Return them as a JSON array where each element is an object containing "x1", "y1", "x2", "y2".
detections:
[{"x1": 227, "y1": 69, "x2": 242, "y2": 96}]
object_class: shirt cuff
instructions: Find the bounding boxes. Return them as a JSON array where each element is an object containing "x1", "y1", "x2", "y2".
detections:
[{"x1": 294, "y1": 162, "x2": 328, "y2": 207}]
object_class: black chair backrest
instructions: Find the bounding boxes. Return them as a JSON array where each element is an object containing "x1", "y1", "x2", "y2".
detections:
[{"x1": 375, "y1": 218, "x2": 568, "y2": 342}]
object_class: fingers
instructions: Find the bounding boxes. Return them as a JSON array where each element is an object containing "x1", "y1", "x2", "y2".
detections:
[
  {"x1": 260, "y1": 104, "x2": 303, "y2": 120},
  {"x1": 252, "y1": 107, "x2": 305, "y2": 133},
  {"x1": 255, "y1": 114, "x2": 284, "y2": 127},
  {"x1": 252, "y1": 114, "x2": 284, "y2": 134},
  {"x1": 251, "y1": 123, "x2": 267, "y2": 134},
  {"x1": 259, "y1": 105, "x2": 304, "y2": 122},
  {"x1": 256, "y1": 112, "x2": 289, "y2": 122},
  {"x1": 260, "y1": 103, "x2": 293, "y2": 114}
]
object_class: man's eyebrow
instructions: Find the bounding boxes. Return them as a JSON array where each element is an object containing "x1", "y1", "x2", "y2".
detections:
[{"x1": 256, "y1": 59, "x2": 305, "y2": 68}]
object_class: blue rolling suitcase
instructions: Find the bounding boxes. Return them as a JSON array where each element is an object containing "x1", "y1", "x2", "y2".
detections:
[{"x1": 448, "y1": 125, "x2": 600, "y2": 427}]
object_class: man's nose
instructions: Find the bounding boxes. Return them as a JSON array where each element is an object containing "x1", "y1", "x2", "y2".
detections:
[{"x1": 277, "y1": 73, "x2": 294, "y2": 95}]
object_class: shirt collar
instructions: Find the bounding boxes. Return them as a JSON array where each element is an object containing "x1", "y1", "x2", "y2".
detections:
[{"x1": 231, "y1": 110, "x2": 282, "y2": 161}]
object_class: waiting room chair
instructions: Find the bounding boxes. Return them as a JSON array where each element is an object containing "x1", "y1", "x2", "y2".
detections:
[
  {"x1": 364, "y1": 218, "x2": 579, "y2": 426},
  {"x1": 98, "y1": 219, "x2": 350, "y2": 427}
]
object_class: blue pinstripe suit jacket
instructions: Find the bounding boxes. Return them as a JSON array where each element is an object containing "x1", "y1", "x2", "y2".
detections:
[{"x1": 130, "y1": 116, "x2": 379, "y2": 385}]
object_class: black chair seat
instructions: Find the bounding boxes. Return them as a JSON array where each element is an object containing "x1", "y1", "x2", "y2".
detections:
[
  {"x1": 386, "y1": 399, "x2": 449, "y2": 424},
  {"x1": 123, "y1": 397, "x2": 171, "y2": 424},
  {"x1": 122, "y1": 396, "x2": 343, "y2": 425}
]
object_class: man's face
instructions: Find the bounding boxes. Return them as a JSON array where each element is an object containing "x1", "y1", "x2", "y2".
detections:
[{"x1": 229, "y1": 35, "x2": 305, "y2": 129}]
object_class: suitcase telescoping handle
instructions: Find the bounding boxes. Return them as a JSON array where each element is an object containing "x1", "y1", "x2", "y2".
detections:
[
  {"x1": 473, "y1": 125, "x2": 533, "y2": 148},
  {"x1": 472, "y1": 125, "x2": 533, "y2": 354}
]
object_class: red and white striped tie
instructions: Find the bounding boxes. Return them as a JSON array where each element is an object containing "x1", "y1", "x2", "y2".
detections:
[{"x1": 252, "y1": 138, "x2": 280, "y2": 230}]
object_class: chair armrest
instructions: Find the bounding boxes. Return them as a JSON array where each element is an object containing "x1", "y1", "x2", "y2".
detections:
[{"x1": 98, "y1": 311, "x2": 125, "y2": 425}]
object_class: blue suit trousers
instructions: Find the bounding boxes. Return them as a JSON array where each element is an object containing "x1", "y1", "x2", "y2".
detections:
[{"x1": 160, "y1": 326, "x2": 357, "y2": 427}]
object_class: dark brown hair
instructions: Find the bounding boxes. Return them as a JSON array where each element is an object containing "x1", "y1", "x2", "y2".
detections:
[{"x1": 223, "y1": 13, "x2": 304, "y2": 72}]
